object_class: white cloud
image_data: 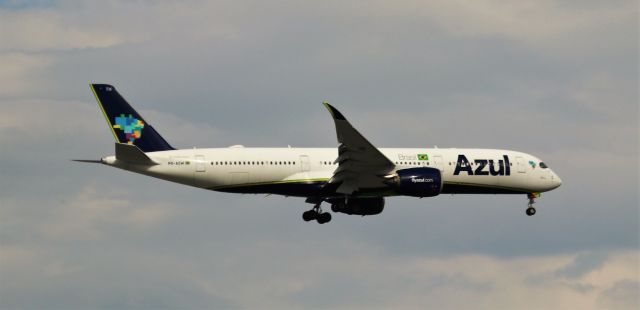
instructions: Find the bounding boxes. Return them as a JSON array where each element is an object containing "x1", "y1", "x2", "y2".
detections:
[
  {"x1": 0, "y1": 184, "x2": 176, "y2": 242},
  {"x1": 0, "y1": 53, "x2": 52, "y2": 97},
  {"x1": 163, "y1": 244, "x2": 640, "y2": 309},
  {"x1": 46, "y1": 184, "x2": 176, "y2": 238},
  {"x1": 0, "y1": 99, "x2": 102, "y2": 141},
  {"x1": 371, "y1": 0, "x2": 636, "y2": 52},
  {"x1": 0, "y1": 10, "x2": 123, "y2": 52}
]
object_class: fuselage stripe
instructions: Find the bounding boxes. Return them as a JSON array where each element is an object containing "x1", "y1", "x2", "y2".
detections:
[{"x1": 208, "y1": 178, "x2": 330, "y2": 190}]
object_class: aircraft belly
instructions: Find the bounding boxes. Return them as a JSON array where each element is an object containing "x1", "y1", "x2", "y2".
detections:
[{"x1": 442, "y1": 173, "x2": 529, "y2": 194}]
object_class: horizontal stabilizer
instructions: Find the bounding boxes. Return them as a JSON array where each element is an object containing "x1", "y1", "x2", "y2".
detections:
[
  {"x1": 115, "y1": 143, "x2": 158, "y2": 165},
  {"x1": 71, "y1": 159, "x2": 102, "y2": 164},
  {"x1": 71, "y1": 159, "x2": 102, "y2": 163}
]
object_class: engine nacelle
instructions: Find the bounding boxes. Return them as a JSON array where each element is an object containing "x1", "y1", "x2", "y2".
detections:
[
  {"x1": 331, "y1": 197, "x2": 384, "y2": 216},
  {"x1": 390, "y1": 167, "x2": 442, "y2": 197}
]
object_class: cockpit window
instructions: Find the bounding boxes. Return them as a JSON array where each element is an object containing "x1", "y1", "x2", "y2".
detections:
[{"x1": 540, "y1": 162, "x2": 548, "y2": 169}]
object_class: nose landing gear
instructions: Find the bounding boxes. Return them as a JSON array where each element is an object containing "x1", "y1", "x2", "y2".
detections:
[
  {"x1": 526, "y1": 193, "x2": 539, "y2": 216},
  {"x1": 302, "y1": 203, "x2": 332, "y2": 224}
]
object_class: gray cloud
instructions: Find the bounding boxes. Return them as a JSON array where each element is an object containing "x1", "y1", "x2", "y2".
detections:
[
  {"x1": 598, "y1": 279, "x2": 640, "y2": 310},
  {"x1": 555, "y1": 252, "x2": 609, "y2": 279}
]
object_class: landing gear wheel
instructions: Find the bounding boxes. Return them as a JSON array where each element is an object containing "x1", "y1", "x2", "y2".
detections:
[
  {"x1": 526, "y1": 207, "x2": 536, "y2": 216},
  {"x1": 302, "y1": 202, "x2": 332, "y2": 224},
  {"x1": 317, "y1": 212, "x2": 332, "y2": 224},
  {"x1": 331, "y1": 204, "x2": 339, "y2": 213},
  {"x1": 302, "y1": 210, "x2": 317, "y2": 222}
]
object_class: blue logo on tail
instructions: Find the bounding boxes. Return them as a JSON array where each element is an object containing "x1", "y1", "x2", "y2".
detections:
[{"x1": 113, "y1": 114, "x2": 144, "y2": 144}]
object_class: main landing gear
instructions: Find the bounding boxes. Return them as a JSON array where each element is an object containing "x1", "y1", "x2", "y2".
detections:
[
  {"x1": 526, "y1": 193, "x2": 538, "y2": 216},
  {"x1": 302, "y1": 203, "x2": 332, "y2": 224}
]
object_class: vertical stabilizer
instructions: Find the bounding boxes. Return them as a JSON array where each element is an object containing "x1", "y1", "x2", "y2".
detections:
[{"x1": 90, "y1": 84, "x2": 174, "y2": 152}]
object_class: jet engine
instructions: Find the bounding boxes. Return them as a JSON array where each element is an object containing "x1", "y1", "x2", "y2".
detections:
[
  {"x1": 331, "y1": 197, "x2": 385, "y2": 216},
  {"x1": 387, "y1": 167, "x2": 443, "y2": 197}
]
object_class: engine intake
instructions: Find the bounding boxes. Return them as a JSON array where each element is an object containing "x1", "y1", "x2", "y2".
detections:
[
  {"x1": 331, "y1": 197, "x2": 384, "y2": 216},
  {"x1": 388, "y1": 167, "x2": 442, "y2": 197}
]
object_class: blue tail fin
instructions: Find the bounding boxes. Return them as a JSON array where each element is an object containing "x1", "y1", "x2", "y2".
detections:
[{"x1": 90, "y1": 84, "x2": 174, "y2": 152}]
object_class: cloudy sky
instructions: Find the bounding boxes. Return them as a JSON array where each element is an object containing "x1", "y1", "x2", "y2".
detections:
[{"x1": 1, "y1": 0, "x2": 638, "y2": 309}]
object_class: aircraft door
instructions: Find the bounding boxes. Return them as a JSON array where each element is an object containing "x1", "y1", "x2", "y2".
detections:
[
  {"x1": 516, "y1": 156, "x2": 526, "y2": 173},
  {"x1": 194, "y1": 155, "x2": 207, "y2": 187},
  {"x1": 195, "y1": 155, "x2": 206, "y2": 172},
  {"x1": 300, "y1": 155, "x2": 310, "y2": 172}
]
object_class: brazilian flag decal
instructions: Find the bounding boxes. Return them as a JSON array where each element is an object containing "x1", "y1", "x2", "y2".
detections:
[{"x1": 417, "y1": 154, "x2": 429, "y2": 161}]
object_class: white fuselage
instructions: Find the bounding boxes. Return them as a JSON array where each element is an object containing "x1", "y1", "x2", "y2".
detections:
[{"x1": 101, "y1": 146, "x2": 562, "y2": 197}]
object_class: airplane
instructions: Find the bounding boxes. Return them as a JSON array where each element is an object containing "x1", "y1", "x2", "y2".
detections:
[{"x1": 76, "y1": 84, "x2": 562, "y2": 224}]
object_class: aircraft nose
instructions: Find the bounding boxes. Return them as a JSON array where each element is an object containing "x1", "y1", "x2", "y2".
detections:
[{"x1": 551, "y1": 171, "x2": 562, "y2": 189}]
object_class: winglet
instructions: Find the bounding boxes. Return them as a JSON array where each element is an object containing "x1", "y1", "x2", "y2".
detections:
[{"x1": 323, "y1": 102, "x2": 346, "y2": 120}]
